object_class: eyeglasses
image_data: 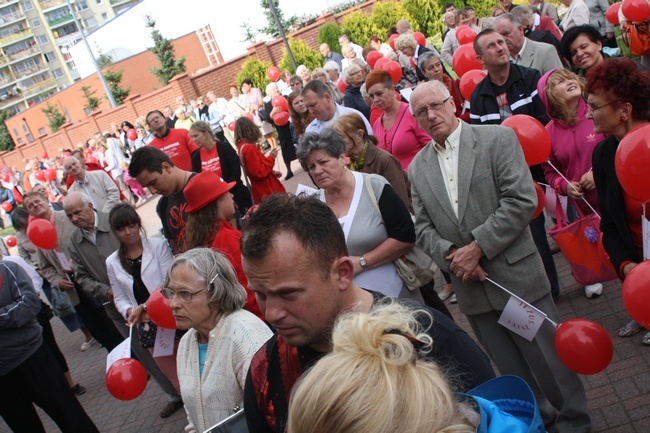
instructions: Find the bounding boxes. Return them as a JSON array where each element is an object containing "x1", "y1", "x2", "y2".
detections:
[
  {"x1": 414, "y1": 97, "x2": 450, "y2": 118},
  {"x1": 161, "y1": 273, "x2": 219, "y2": 303},
  {"x1": 587, "y1": 100, "x2": 620, "y2": 113}
]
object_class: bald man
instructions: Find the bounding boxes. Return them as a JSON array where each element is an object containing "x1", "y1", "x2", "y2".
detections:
[{"x1": 63, "y1": 157, "x2": 120, "y2": 214}]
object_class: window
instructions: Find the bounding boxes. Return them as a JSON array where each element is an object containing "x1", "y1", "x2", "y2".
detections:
[
  {"x1": 101, "y1": 12, "x2": 108, "y2": 21},
  {"x1": 36, "y1": 35, "x2": 48, "y2": 45},
  {"x1": 53, "y1": 68, "x2": 64, "y2": 78},
  {"x1": 44, "y1": 51, "x2": 56, "y2": 62},
  {"x1": 26, "y1": 134, "x2": 34, "y2": 143},
  {"x1": 76, "y1": 1, "x2": 89, "y2": 11},
  {"x1": 30, "y1": 19, "x2": 41, "y2": 28},
  {"x1": 22, "y1": 1, "x2": 33, "y2": 11},
  {"x1": 95, "y1": 0, "x2": 103, "y2": 3},
  {"x1": 38, "y1": 127, "x2": 46, "y2": 135},
  {"x1": 21, "y1": 123, "x2": 27, "y2": 132},
  {"x1": 17, "y1": 138, "x2": 23, "y2": 144},
  {"x1": 12, "y1": 128, "x2": 18, "y2": 136},
  {"x1": 83, "y1": 17, "x2": 97, "y2": 28}
]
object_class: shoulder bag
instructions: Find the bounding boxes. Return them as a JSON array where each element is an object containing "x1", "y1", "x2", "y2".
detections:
[
  {"x1": 364, "y1": 175, "x2": 436, "y2": 291},
  {"x1": 50, "y1": 287, "x2": 76, "y2": 317},
  {"x1": 621, "y1": 22, "x2": 650, "y2": 56}
]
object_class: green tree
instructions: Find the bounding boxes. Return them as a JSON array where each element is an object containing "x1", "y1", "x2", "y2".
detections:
[
  {"x1": 403, "y1": 0, "x2": 443, "y2": 37},
  {"x1": 42, "y1": 104, "x2": 67, "y2": 133},
  {"x1": 318, "y1": 22, "x2": 342, "y2": 54},
  {"x1": 279, "y1": 39, "x2": 323, "y2": 73},
  {"x1": 370, "y1": 1, "x2": 419, "y2": 36},
  {"x1": 236, "y1": 57, "x2": 272, "y2": 92},
  {"x1": 146, "y1": 15, "x2": 186, "y2": 86},
  {"x1": 341, "y1": 11, "x2": 381, "y2": 47},
  {"x1": 81, "y1": 85, "x2": 101, "y2": 112},
  {"x1": 95, "y1": 45, "x2": 114, "y2": 69},
  {"x1": 259, "y1": 0, "x2": 296, "y2": 38},
  {"x1": 0, "y1": 110, "x2": 14, "y2": 151},
  {"x1": 240, "y1": 20, "x2": 260, "y2": 45},
  {"x1": 104, "y1": 69, "x2": 131, "y2": 105}
]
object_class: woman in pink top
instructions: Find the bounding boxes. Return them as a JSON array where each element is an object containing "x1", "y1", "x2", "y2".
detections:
[{"x1": 366, "y1": 70, "x2": 431, "y2": 171}]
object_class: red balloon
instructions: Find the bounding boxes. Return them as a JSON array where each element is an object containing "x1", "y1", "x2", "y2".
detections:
[
  {"x1": 126, "y1": 128, "x2": 138, "y2": 141},
  {"x1": 1, "y1": 174, "x2": 10, "y2": 183},
  {"x1": 413, "y1": 31, "x2": 426, "y2": 47},
  {"x1": 374, "y1": 57, "x2": 390, "y2": 70},
  {"x1": 5, "y1": 236, "x2": 16, "y2": 247},
  {"x1": 271, "y1": 95, "x2": 289, "y2": 111},
  {"x1": 388, "y1": 34, "x2": 399, "y2": 51},
  {"x1": 227, "y1": 121, "x2": 236, "y2": 131},
  {"x1": 44, "y1": 168, "x2": 57, "y2": 182},
  {"x1": 41, "y1": 151, "x2": 48, "y2": 159},
  {"x1": 555, "y1": 318, "x2": 614, "y2": 375},
  {"x1": 384, "y1": 61, "x2": 403, "y2": 83},
  {"x1": 27, "y1": 219, "x2": 57, "y2": 250},
  {"x1": 1, "y1": 201, "x2": 11, "y2": 212},
  {"x1": 83, "y1": 147, "x2": 94, "y2": 154},
  {"x1": 614, "y1": 124, "x2": 650, "y2": 203},
  {"x1": 606, "y1": 2, "x2": 622, "y2": 25},
  {"x1": 366, "y1": 51, "x2": 384, "y2": 68},
  {"x1": 272, "y1": 111, "x2": 290, "y2": 126},
  {"x1": 622, "y1": 0, "x2": 650, "y2": 23},
  {"x1": 533, "y1": 182, "x2": 545, "y2": 219},
  {"x1": 267, "y1": 66, "x2": 281, "y2": 82},
  {"x1": 455, "y1": 25, "x2": 471, "y2": 33},
  {"x1": 146, "y1": 288, "x2": 176, "y2": 329},
  {"x1": 452, "y1": 44, "x2": 483, "y2": 77},
  {"x1": 502, "y1": 115, "x2": 551, "y2": 166},
  {"x1": 106, "y1": 358, "x2": 148, "y2": 401},
  {"x1": 34, "y1": 170, "x2": 46, "y2": 182},
  {"x1": 457, "y1": 27, "x2": 477, "y2": 45},
  {"x1": 338, "y1": 79, "x2": 347, "y2": 94},
  {"x1": 622, "y1": 261, "x2": 650, "y2": 328},
  {"x1": 86, "y1": 156, "x2": 98, "y2": 164},
  {"x1": 243, "y1": 112, "x2": 254, "y2": 121},
  {"x1": 459, "y1": 69, "x2": 487, "y2": 100}
]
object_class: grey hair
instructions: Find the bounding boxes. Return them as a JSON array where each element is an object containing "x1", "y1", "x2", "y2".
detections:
[
  {"x1": 265, "y1": 81, "x2": 279, "y2": 95},
  {"x1": 312, "y1": 68, "x2": 327, "y2": 79},
  {"x1": 296, "y1": 129, "x2": 346, "y2": 171},
  {"x1": 63, "y1": 190, "x2": 93, "y2": 208},
  {"x1": 344, "y1": 63, "x2": 362, "y2": 84},
  {"x1": 408, "y1": 80, "x2": 451, "y2": 115},
  {"x1": 494, "y1": 12, "x2": 522, "y2": 27},
  {"x1": 296, "y1": 64, "x2": 309, "y2": 75},
  {"x1": 164, "y1": 247, "x2": 246, "y2": 313},
  {"x1": 302, "y1": 80, "x2": 333, "y2": 98},
  {"x1": 324, "y1": 61, "x2": 340, "y2": 73},
  {"x1": 511, "y1": 6, "x2": 534, "y2": 25},
  {"x1": 417, "y1": 51, "x2": 441, "y2": 73},
  {"x1": 395, "y1": 34, "x2": 417, "y2": 51},
  {"x1": 482, "y1": 17, "x2": 497, "y2": 30}
]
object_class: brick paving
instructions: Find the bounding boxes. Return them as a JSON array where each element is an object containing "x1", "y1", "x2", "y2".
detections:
[{"x1": 2, "y1": 161, "x2": 649, "y2": 432}]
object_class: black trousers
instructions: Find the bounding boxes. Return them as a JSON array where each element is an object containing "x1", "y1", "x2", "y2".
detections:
[
  {"x1": 529, "y1": 213, "x2": 560, "y2": 297},
  {"x1": 40, "y1": 317, "x2": 69, "y2": 374},
  {"x1": 72, "y1": 285, "x2": 124, "y2": 352},
  {"x1": 0, "y1": 343, "x2": 99, "y2": 433}
]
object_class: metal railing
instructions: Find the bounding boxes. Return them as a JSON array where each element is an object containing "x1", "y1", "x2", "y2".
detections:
[
  {"x1": 38, "y1": 0, "x2": 67, "y2": 11},
  {"x1": 6, "y1": 45, "x2": 41, "y2": 62},
  {"x1": 0, "y1": 11, "x2": 26, "y2": 27},
  {"x1": 21, "y1": 77, "x2": 57, "y2": 97},
  {"x1": 0, "y1": 29, "x2": 32, "y2": 47},
  {"x1": 47, "y1": 14, "x2": 73, "y2": 28}
]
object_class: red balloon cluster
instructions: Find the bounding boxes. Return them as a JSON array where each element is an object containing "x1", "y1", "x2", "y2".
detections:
[
  {"x1": 366, "y1": 51, "x2": 384, "y2": 68},
  {"x1": 622, "y1": 261, "x2": 650, "y2": 328},
  {"x1": 5, "y1": 236, "x2": 16, "y2": 247},
  {"x1": 1, "y1": 173, "x2": 10, "y2": 183},
  {"x1": 272, "y1": 111, "x2": 290, "y2": 126},
  {"x1": 459, "y1": 69, "x2": 487, "y2": 100},
  {"x1": 374, "y1": 57, "x2": 390, "y2": 70},
  {"x1": 1, "y1": 201, "x2": 11, "y2": 212},
  {"x1": 614, "y1": 124, "x2": 650, "y2": 203},
  {"x1": 27, "y1": 219, "x2": 58, "y2": 250},
  {"x1": 388, "y1": 34, "x2": 399, "y2": 51},
  {"x1": 338, "y1": 80, "x2": 347, "y2": 94},
  {"x1": 86, "y1": 156, "x2": 99, "y2": 164},
  {"x1": 502, "y1": 115, "x2": 551, "y2": 166},
  {"x1": 533, "y1": 182, "x2": 545, "y2": 219},
  {"x1": 622, "y1": 0, "x2": 650, "y2": 23},
  {"x1": 267, "y1": 66, "x2": 281, "y2": 82},
  {"x1": 452, "y1": 45, "x2": 483, "y2": 78},
  {"x1": 106, "y1": 358, "x2": 148, "y2": 401},
  {"x1": 413, "y1": 31, "x2": 426, "y2": 47},
  {"x1": 34, "y1": 170, "x2": 46, "y2": 182},
  {"x1": 456, "y1": 26, "x2": 477, "y2": 45},
  {"x1": 271, "y1": 95, "x2": 288, "y2": 112},
  {"x1": 384, "y1": 61, "x2": 403, "y2": 83},
  {"x1": 555, "y1": 318, "x2": 613, "y2": 375},
  {"x1": 606, "y1": 2, "x2": 622, "y2": 24},
  {"x1": 44, "y1": 168, "x2": 57, "y2": 182},
  {"x1": 126, "y1": 128, "x2": 138, "y2": 141},
  {"x1": 146, "y1": 288, "x2": 176, "y2": 329}
]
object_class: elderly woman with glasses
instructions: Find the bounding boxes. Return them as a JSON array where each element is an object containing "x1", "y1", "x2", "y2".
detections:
[{"x1": 164, "y1": 248, "x2": 272, "y2": 432}]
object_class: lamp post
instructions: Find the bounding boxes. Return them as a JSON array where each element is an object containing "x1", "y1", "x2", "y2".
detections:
[
  {"x1": 65, "y1": 0, "x2": 117, "y2": 108},
  {"x1": 267, "y1": 0, "x2": 297, "y2": 70}
]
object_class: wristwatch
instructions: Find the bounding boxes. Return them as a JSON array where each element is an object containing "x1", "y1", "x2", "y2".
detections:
[{"x1": 359, "y1": 256, "x2": 368, "y2": 270}]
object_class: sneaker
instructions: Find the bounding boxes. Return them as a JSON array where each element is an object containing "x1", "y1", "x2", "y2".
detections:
[
  {"x1": 160, "y1": 400, "x2": 184, "y2": 418},
  {"x1": 449, "y1": 293, "x2": 458, "y2": 304},
  {"x1": 70, "y1": 384, "x2": 87, "y2": 395},
  {"x1": 584, "y1": 283, "x2": 603, "y2": 299},
  {"x1": 80, "y1": 338, "x2": 96, "y2": 352}
]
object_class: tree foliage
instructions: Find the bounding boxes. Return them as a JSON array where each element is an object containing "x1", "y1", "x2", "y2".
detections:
[
  {"x1": 0, "y1": 110, "x2": 14, "y2": 151},
  {"x1": 240, "y1": 20, "x2": 260, "y2": 45},
  {"x1": 260, "y1": 0, "x2": 296, "y2": 38},
  {"x1": 81, "y1": 86, "x2": 101, "y2": 112},
  {"x1": 403, "y1": 0, "x2": 443, "y2": 37},
  {"x1": 318, "y1": 22, "x2": 342, "y2": 54},
  {"x1": 370, "y1": 1, "x2": 419, "y2": 34},
  {"x1": 236, "y1": 58, "x2": 272, "y2": 91},
  {"x1": 341, "y1": 11, "x2": 381, "y2": 47},
  {"x1": 104, "y1": 69, "x2": 131, "y2": 106},
  {"x1": 146, "y1": 15, "x2": 186, "y2": 86},
  {"x1": 279, "y1": 39, "x2": 323, "y2": 73},
  {"x1": 42, "y1": 105, "x2": 67, "y2": 133}
]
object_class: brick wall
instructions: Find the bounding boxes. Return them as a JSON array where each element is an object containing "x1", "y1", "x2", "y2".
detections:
[{"x1": 0, "y1": 0, "x2": 379, "y2": 167}]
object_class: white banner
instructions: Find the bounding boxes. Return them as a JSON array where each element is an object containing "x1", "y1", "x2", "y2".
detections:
[{"x1": 498, "y1": 296, "x2": 548, "y2": 342}]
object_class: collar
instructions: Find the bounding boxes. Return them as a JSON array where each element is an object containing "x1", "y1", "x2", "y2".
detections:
[
  {"x1": 433, "y1": 119, "x2": 462, "y2": 151},
  {"x1": 515, "y1": 38, "x2": 527, "y2": 59},
  {"x1": 155, "y1": 126, "x2": 171, "y2": 139}
]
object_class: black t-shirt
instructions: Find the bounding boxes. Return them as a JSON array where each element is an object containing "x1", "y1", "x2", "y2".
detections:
[
  {"x1": 243, "y1": 291, "x2": 495, "y2": 433},
  {"x1": 155, "y1": 173, "x2": 196, "y2": 254}
]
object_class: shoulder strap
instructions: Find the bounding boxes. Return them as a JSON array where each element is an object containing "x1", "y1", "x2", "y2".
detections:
[{"x1": 364, "y1": 174, "x2": 381, "y2": 218}]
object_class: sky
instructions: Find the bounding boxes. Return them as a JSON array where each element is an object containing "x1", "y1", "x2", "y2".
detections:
[{"x1": 71, "y1": 0, "x2": 339, "y2": 77}]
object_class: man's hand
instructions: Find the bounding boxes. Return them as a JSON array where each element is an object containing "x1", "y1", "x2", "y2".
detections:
[
  {"x1": 447, "y1": 241, "x2": 483, "y2": 281},
  {"x1": 107, "y1": 287, "x2": 114, "y2": 303},
  {"x1": 578, "y1": 171, "x2": 595, "y2": 191},
  {"x1": 565, "y1": 181, "x2": 584, "y2": 199},
  {"x1": 623, "y1": 262, "x2": 638, "y2": 278},
  {"x1": 58, "y1": 279, "x2": 75, "y2": 290}
]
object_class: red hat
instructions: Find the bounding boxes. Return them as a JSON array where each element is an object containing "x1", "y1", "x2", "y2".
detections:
[{"x1": 184, "y1": 171, "x2": 236, "y2": 214}]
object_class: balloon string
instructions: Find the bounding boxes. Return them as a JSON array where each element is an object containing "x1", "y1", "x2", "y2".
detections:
[
  {"x1": 485, "y1": 277, "x2": 559, "y2": 328},
  {"x1": 545, "y1": 160, "x2": 600, "y2": 218}
]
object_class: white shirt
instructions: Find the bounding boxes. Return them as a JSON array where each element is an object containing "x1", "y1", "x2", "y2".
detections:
[
  {"x1": 434, "y1": 120, "x2": 462, "y2": 217},
  {"x1": 305, "y1": 104, "x2": 373, "y2": 135}
]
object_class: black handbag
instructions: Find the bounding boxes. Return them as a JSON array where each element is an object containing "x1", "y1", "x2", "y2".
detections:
[
  {"x1": 203, "y1": 408, "x2": 247, "y2": 433},
  {"x1": 137, "y1": 321, "x2": 157, "y2": 349}
]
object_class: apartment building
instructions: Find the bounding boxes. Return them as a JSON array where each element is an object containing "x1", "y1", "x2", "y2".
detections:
[{"x1": 0, "y1": 0, "x2": 140, "y2": 140}]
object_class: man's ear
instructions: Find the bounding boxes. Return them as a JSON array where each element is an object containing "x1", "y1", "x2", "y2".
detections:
[{"x1": 333, "y1": 256, "x2": 354, "y2": 293}]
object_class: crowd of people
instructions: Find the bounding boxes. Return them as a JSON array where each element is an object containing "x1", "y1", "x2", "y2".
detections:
[{"x1": 1, "y1": 1, "x2": 649, "y2": 432}]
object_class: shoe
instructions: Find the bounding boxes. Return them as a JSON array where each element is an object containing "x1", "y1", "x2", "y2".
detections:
[
  {"x1": 584, "y1": 283, "x2": 603, "y2": 298},
  {"x1": 449, "y1": 293, "x2": 457, "y2": 304},
  {"x1": 438, "y1": 285, "x2": 455, "y2": 301},
  {"x1": 284, "y1": 172, "x2": 294, "y2": 180},
  {"x1": 70, "y1": 384, "x2": 86, "y2": 395},
  {"x1": 550, "y1": 241, "x2": 561, "y2": 254},
  {"x1": 619, "y1": 320, "x2": 643, "y2": 337},
  {"x1": 642, "y1": 331, "x2": 650, "y2": 346},
  {"x1": 160, "y1": 400, "x2": 184, "y2": 418},
  {"x1": 80, "y1": 338, "x2": 96, "y2": 351}
]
